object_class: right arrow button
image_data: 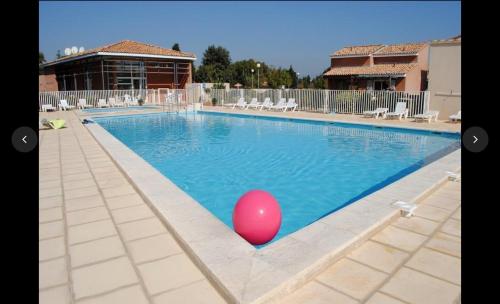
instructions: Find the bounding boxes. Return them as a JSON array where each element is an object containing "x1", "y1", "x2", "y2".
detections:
[{"x1": 463, "y1": 127, "x2": 488, "y2": 153}]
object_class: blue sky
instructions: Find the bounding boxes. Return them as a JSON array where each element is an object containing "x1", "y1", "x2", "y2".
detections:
[{"x1": 39, "y1": 1, "x2": 460, "y2": 77}]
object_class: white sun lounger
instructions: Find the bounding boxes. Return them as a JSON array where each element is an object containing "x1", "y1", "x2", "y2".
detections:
[
  {"x1": 59, "y1": 99, "x2": 75, "y2": 111},
  {"x1": 108, "y1": 97, "x2": 125, "y2": 108},
  {"x1": 363, "y1": 107, "x2": 388, "y2": 119},
  {"x1": 283, "y1": 98, "x2": 298, "y2": 112},
  {"x1": 414, "y1": 110, "x2": 439, "y2": 123},
  {"x1": 269, "y1": 98, "x2": 286, "y2": 111},
  {"x1": 246, "y1": 98, "x2": 260, "y2": 109},
  {"x1": 259, "y1": 98, "x2": 273, "y2": 111},
  {"x1": 385, "y1": 102, "x2": 408, "y2": 120},
  {"x1": 97, "y1": 99, "x2": 109, "y2": 108},
  {"x1": 41, "y1": 104, "x2": 57, "y2": 112},
  {"x1": 449, "y1": 110, "x2": 461, "y2": 122},
  {"x1": 224, "y1": 97, "x2": 247, "y2": 109},
  {"x1": 78, "y1": 99, "x2": 94, "y2": 109}
]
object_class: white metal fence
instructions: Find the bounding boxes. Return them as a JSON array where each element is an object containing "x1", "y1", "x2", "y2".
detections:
[
  {"x1": 39, "y1": 87, "x2": 429, "y2": 117},
  {"x1": 204, "y1": 89, "x2": 430, "y2": 117},
  {"x1": 39, "y1": 88, "x2": 191, "y2": 111}
]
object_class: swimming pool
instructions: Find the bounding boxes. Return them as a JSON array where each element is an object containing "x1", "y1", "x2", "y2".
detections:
[
  {"x1": 93, "y1": 112, "x2": 460, "y2": 245},
  {"x1": 83, "y1": 106, "x2": 159, "y2": 113}
]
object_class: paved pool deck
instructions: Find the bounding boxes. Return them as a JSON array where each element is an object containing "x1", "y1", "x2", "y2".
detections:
[
  {"x1": 39, "y1": 109, "x2": 461, "y2": 304},
  {"x1": 202, "y1": 106, "x2": 461, "y2": 133},
  {"x1": 39, "y1": 111, "x2": 226, "y2": 304}
]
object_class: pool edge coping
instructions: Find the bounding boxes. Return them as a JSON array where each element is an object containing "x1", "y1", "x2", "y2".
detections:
[{"x1": 84, "y1": 115, "x2": 461, "y2": 304}]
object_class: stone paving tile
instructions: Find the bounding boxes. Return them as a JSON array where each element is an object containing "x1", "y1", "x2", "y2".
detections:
[
  {"x1": 39, "y1": 285, "x2": 72, "y2": 304},
  {"x1": 66, "y1": 206, "x2": 110, "y2": 226},
  {"x1": 414, "y1": 204, "x2": 453, "y2": 222},
  {"x1": 91, "y1": 166, "x2": 122, "y2": 175},
  {"x1": 451, "y1": 208, "x2": 461, "y2": 220},
  {"x1": 106, "y1": 193, "x2": 145, "y2": 210},
  {"x1": 278, "y1": 281, "x2": 358, "y2": 304},
  {"x1": 40, "y1": 195, "x2": 64, "y2": 209},
  {"x1": 153, "y1": 279, "x2": 227, "y2": 304},
  {"x1": 64, "y1": 186, "x2": 100, "y2": 200},
  {"x1": 371, "y1": 226, "x2": 428, "y2": 252},
  {"x1": 65, "y1": 195, "x2": 105, "y2": 212},
  {"x1": 39, "y1": 257, "x2": 68, "y2": 289},
  {"x1": 440, "y1": 219, "x2": 461, "y2": 237},
  {"x1": 40, "y1": 237, "x2": 66, "y2": 262},
  {"x1": 63, "y1": 179, "x2": 97, "y2": 191},
  {"x1": 111, "y1": 204, "x2": 155, "y2": 224},
  {"x1": 127, "y1": 233, "x2": 183, "y2": 264},
  {"x1": 365, "y1": 292, "x2": 406, "y2": 304},
  {"x1": 70, "y1": 236, "x2": 126, "y2": 268},
  {"x1": 95, "y1": 176, "x2": 130, "y2": 189},
  {"x1": 138, "y1": 254, "x2": 205, "y2": 295},
  {"x1": 406, "y1": 248, "x2": 461, "y2": 285},
  {"x1": 347, "y1": 240, "x2": 409, "y2": 273},
  {"x1": 63, "y1": 172, "x2": 94, "y2": 182},
  {"x1": 101, "y1": 184, "x2": 137, "y2": 199},
  {"x1": 391, "y1": 216, "x2": 439, "y2": 236},
  {"x1": 39, "y1": 186, "x2": 63, "y2": 199},
  {"x1": 40, "y1": 221, "x2": 65, "y2": 240},
  {"x1": 118, "y1": 217, "x2": 167, "y2": 242},
  {"x1": 316, "y1": 259, "x2": 387, "y2": 300},
  {"x1": 68, "y1": 219, "x2": 117, "y2": 245},
  {"x1": 62, "y1": 166, "x2": 91, "y2": 176},
  {"x1": 39, "y1": 179, "x2": 62, "y2": 190},
  {"x1": 71, "y1": 256, "x2": 139, "y2": 299},
  {"x1": 380, "y1": 267, "x2": 460, "y2": 304},
  {"x1": 422, "y1": 195, "x2": 460, "y2": 211},
  {"x1": 40, "y1": 207, "x2": 63, "y2": 223},
  {"x1": 76, "y1": 285, "x2": 149, "y2": 304},
  {"x1": 425, "y1": 232, "x2": 461, "y2": 258}
]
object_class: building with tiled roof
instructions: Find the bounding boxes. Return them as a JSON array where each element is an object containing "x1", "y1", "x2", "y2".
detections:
[
  {"x1": 323, "y1": 42, "x2": 430, "y2": 92},
  {"x1": 40, "y1": 40, "x2": 197, "y2": 91}
]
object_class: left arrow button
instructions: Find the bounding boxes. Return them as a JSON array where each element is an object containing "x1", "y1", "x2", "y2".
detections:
[{"x1": 12, "y1": 127, "x2": 37, "y2": 152}]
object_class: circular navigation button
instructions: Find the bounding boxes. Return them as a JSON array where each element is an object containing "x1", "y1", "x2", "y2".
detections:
[
  {"x1": 462, "y1": 126, "x2": 488, "y2": 153},
  {"x1": 12, "y1": 126, "x2": 37, "y2": 153}
]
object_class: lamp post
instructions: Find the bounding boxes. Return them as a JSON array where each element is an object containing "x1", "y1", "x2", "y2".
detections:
[
  {"x1": 251, "y1": 69, "x2": 254, "y2": 88},
  {"x1": 256, "y1": 63, "x2": 261, "y2": 88}
]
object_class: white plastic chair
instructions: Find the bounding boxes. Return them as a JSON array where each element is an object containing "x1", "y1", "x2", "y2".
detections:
[
  {"x1": 385, "y1": 102, "x2": 408, "y2": 120},
  {"x1": 59, "y1": 99, "x2": 75, "y2": 111},
  {"x1": 449, "y1": 110, "x2": 461, "y2": 122},
  {"x1": 363, "y1": 108, "x2": 389, "y2": 119},
  {"x1": 414, "y1": 111, "x2": 439, "y2": 123}
]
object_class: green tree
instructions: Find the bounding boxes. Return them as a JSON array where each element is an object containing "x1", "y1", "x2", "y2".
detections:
[
  {"x1": 267, "y1": 68, "x2": 292, "y2": 89},
  {"x1": 172, "y1": 43, "x2": 180, "y2": 51},
  {"x1": 39, "y1": 52, "x2": 45, "y2": 64},
  {"x1": 312, "y1": 75, "x2": 326, "y2": 89},
  {"x1": 56, "y1": 50, "x2": 62, "y2": 59},
  {"x1": 288, "y1": 65, "x2": 298, "y2": 88},
  {"x1": 202, "y1": 45, "x2": 231, "y2": 70}
]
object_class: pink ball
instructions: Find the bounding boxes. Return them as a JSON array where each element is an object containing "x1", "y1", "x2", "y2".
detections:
[{"x1": 232, "y1": 190, "x2": 282, "y2": 245}]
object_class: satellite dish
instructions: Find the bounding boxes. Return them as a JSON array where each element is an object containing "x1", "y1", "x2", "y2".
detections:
[
  {"x1": 64, "y1": 48, "x2": 71, "y2": 56},
  {"x1": 79, "y1": 46, "x2": 85, "y2": 53},
  {"x1": 71, "y1": 46, "x2": 78, "y2": 54}
]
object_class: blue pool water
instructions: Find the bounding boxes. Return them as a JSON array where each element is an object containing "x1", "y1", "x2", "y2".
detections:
[
  {"x1": 83, "y1": 106, "x2": 159, "y2": 113},
  {"x1": 94, "y1": 112, "x2": 460, "y2": 245}
]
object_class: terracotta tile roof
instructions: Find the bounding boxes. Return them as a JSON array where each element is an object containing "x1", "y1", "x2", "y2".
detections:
[
  {"x1": 374, "y1": 43, "x2": 427, "y2": 56},
  {"x1": 431, "y1": 35, "x2": 461, "y2": 45},
  {"x1": 323, "y1": 63, "x2": 418, "y2": 77},
  {"x1": 44, "y1": 40, "x2": 196, "y2": 65},
  {"x1": 331, "y1": 45, "x2": 384, "y2": 57}
]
